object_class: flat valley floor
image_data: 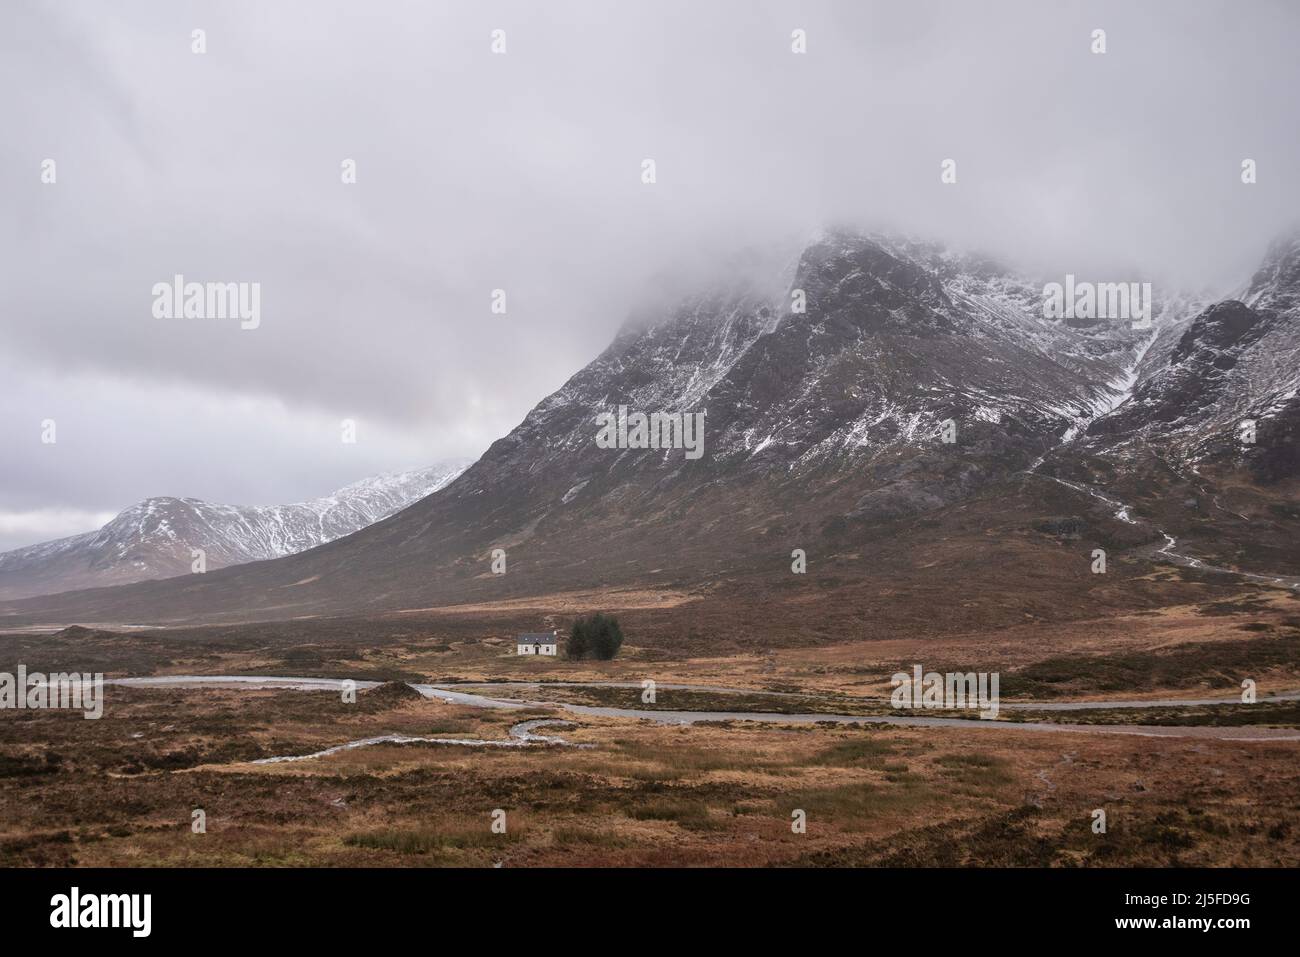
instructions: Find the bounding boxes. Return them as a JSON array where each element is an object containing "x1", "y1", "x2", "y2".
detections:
[{"x1": 3, "y1": 574, "x2": 1299, "y2": 867}]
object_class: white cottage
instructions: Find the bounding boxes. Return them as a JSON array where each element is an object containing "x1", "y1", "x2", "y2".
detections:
[{"x1": 516, "y1": 631, "x2": 559, "y2": 656}]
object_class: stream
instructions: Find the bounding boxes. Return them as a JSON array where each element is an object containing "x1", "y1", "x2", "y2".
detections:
[
  {"x1": 1024, "y1": 336, "x2": 1300, "y2": 591},
  {"x1": 250, "y1": 718, "x2": 590, "y2": 764}
]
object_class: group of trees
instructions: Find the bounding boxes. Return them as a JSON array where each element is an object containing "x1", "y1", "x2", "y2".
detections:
[{"x1": 566, "y1": 613, "x2": 624, "y2": 660}]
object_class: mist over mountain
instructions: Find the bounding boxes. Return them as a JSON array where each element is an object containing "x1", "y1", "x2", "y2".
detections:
[
  {"x1": 5, "y1": 227, "x2": 1296, "y2": 627},
  {"x1": 5, "y1": 0, "x2": 1299, "y2": 545}
]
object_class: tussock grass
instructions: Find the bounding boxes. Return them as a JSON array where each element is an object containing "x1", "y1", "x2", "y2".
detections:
[
  {"x1": 343, "y1": 824, "x2": 523, "y2": 857},
  {"x1": 933, "y1": 752, "x2": 1013, "y2": 787},
  {"x1": 811, "y1": 736, "x2": 896, "y2": 768},
  {"x1": 627, "y1": 799, "x2": 709, "y2": 822},
  {"x1": 607, "y1": 739, "x2": 794, "y2": 779},
  {"x1": 778, "y1": 781, "x2": 930, "y2": 832},
  {"x1": 1000, "y1": 633, "x2": 1300, "y2": 697},
  {"x1": 551, "y1": 826, "x2": 635, "y2": 848}
]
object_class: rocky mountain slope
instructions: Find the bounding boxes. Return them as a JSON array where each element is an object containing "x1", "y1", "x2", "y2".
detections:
[
  {"x1": 4, "y1": 228, "x2": 1296, "y2": 627},
  {"x1": 1080, "y1": 235, "x2": 1300, "y2": 481},
  {"x1": 0, "y1": 461, "x2": 470, "y2": 600}
]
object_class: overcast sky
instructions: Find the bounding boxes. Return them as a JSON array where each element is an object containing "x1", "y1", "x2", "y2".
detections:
[{"x1": 2, "y1": 0, "x2": 1298, "y2": 551}]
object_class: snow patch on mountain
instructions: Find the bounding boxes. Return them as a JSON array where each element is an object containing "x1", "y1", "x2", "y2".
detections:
[{"x1": 0, "y1": 460, "x2": 472, "y2": 600}]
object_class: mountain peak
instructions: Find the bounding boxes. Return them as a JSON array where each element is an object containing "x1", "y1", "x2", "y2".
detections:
[
  {"x1": 7, "y1": 229, "x2": 1299, "y2": 626},
  {"x1": 1245, "y1": 229, "x2": 1300, "y2": 317},
  {"x1": 792, "y1": 231, "x2": 956, "y2": 333},
  {"x1": 1171, "y1": 300, "x2": 1261, "y2": 362},
  {"x1": 0, "y1": 460, "x2": 471, "y2": 601}
]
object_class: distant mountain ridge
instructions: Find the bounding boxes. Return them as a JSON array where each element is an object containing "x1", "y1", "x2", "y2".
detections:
[{"x1": 0, "y1": 460, "x2": 471, "y2": 600}]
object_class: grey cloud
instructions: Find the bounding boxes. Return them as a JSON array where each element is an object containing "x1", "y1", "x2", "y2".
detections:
[{"x1": 2, "y1": 0, "x2": 1297, "y2": 547}]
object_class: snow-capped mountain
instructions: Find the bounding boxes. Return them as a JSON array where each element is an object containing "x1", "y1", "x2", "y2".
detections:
[
  {"x1": 1083, "y1": 234, "x2": 1300, "y2": 479},
  {"x1": 0, "y1": 460, "x2": 471, "y2": 600},
  {"x1": 4, "y1": 227, "x2": 1295, "y2": 626}
]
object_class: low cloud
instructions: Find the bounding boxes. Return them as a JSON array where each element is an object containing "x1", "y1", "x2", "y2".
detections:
[
  {"x1": 0, "y1": 508, "x2": 118, "y2": 552},
  {"x1": 2, "y1": 0, "x2": 1297, "y2": 550}
]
